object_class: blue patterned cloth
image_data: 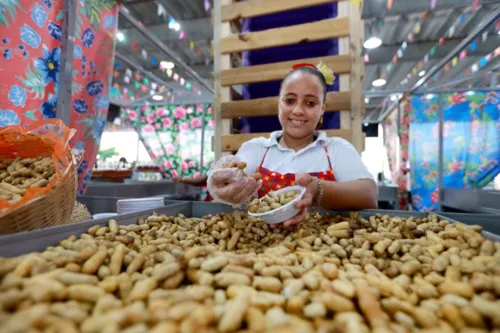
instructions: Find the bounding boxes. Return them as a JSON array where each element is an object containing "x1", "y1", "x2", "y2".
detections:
[{"x1": 409, "y1": 92, "x2": 500, "y2": 211}]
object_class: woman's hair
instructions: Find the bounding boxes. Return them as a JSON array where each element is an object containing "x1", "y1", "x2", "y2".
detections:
[{"x1": 280, "y1": 66, "x2": 328, "y2": 102}]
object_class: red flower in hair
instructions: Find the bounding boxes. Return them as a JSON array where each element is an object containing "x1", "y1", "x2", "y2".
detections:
[{"x1": 292, "y1": 63, "x2": 317, "y2": 70}]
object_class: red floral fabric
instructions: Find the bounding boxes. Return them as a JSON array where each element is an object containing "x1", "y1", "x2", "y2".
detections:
[{"x1": 0, "y1": 0, "x2": 118, "y2": 195}]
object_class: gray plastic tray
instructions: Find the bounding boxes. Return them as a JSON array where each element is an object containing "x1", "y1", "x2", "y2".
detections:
[{"x1": 0, "y1": 202, "x2": 499, "y2": 257}]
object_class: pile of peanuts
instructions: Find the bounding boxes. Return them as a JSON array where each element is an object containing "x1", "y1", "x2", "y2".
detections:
[
  {"x1": 0, "y1": 157, "x2": 56, "y2": 203},
  {"x1": 247, "y1": 190, "x2": 299, "y2": 214},
  {"x1": 1, "y1": 211, "x2": 500, "y2": 333}
]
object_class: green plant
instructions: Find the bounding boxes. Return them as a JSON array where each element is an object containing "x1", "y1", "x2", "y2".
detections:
[
  {"x1": 0, "y1": 0, "x2": 24, "y2": 27},
  {"x1": 84, "y1": 0, "x2": 116, "y2": 29},
  {"x1": 16, "y1": 62, "x2": 45, "y2": 100}
]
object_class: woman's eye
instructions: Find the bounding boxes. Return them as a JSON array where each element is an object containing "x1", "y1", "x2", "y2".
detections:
[
  {"x1": 284, "y1": 98, "x2": 295, "y2": 104},
  {"x1": 306, "y1": 101, "x2": 317, "y2": 107}
]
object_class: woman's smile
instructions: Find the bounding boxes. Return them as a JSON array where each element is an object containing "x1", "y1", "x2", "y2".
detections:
[{"x1": 289, "y1": 119, "x2": 308, "y2": 125}]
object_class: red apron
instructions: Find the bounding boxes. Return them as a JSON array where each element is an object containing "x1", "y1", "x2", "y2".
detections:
[{"x1": 205, "y1": 145, "x2": 336, "y2": 201}]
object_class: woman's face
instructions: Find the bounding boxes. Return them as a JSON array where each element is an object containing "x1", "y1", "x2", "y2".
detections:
[{"x1": 278, "y1": 72, "x2": 325, "y2": 140}]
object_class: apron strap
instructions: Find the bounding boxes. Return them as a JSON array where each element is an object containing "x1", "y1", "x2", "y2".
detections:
[
  {"x1": 259, "y1": 147, "x2": 271, "y2": 168},
  {"x1": 324, "y1": 146, "x2": 334, "y2": 171}
]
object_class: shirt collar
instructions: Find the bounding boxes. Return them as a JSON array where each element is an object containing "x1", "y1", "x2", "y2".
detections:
[{"x1": 258, "y1": 131, "x2": 328, "y2": 148}]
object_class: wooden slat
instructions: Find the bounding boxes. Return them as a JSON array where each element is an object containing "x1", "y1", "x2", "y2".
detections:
[
  {"x1": 221, "y1": 92, "x2": 352, "y2": 119},
  {"x1": 348, "y1": 3, "x2": 363, "y2": 153},
  {"x1": 219, "y1": 55, "x2": 351, "y2": 87},
  {"x1": 212, "y1": 129, "x2": 353, "y2": 152},
  {"x1": 220, "y1": 17, "x2": 349, "y2": 54},
  {"x1": 221, "y1": 0, "x2": 342, "y2": 22}
]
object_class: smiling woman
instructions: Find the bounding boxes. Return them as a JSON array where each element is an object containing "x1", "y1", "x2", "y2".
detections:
[{"x1": 180, "y1": 63, "x2": 378, "y2": 227}]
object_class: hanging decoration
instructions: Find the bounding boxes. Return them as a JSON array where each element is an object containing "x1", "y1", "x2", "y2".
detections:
[
  {"x1": 157, "y1": 4, "x2": 166, "y2": 17},
  {"x1": 401, "y1": 4, "x2": 484, "y2": 87},
  {"x1": 380, "y1": 12, "x2": 428, "y2": 82},
  {"x1": 111, "y1": 9, "x2": 208, "y2": 98}
]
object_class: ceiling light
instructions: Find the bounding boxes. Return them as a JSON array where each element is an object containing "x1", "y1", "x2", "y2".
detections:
[
  {"x1": 426, "y1": 94, "x2": 434, "y2": 99},
  {"x1": 152, "y1": 95, "x2": 163, "y2": 101},
  {"x1": 390, "y1": 95, "x2": 398, "y2": 101},
  {"x1": 419, "y1": 70, "x2": 426, "y2": 77},
  {"x1": 466, "y1": 91, "x2": 475, "y2": 96},
  {"x1": 364, "y1": 97, "x2": 370, "y2": 103},
  {"x1": 160, "y1": 61, "x2": 174, "y2": 69},
  {"x1": 498, "y1": 30, "x2": 500, "y2": 35},
  {"x1": 363, "y1": 37, "x2": 382, "y2": 50},
  {"x1": 116, "y1": 31, "x2": 125, "y2": 42},
  {"x1": 372, "y1": 78, "x2": 386, "y2": 87}
]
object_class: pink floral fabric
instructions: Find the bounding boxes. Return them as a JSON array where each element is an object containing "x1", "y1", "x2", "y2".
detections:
[
  {"x1": 382, "y1": 100, "x2": 410, "y2": 209},
  {"x1": 122, "y1": 104, "x2": 215, "y2": 179}
]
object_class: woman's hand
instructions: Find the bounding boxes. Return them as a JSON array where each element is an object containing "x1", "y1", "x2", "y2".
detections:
[
  {"x1": 208, "y1": 168, "x2": 261, "y2": 206},
  {"x1": 173, "y1": 175, "x2": 208, "y2": 187},
  {"x1": 271, "y1": 174, "x2": 319, "y2": 228}
]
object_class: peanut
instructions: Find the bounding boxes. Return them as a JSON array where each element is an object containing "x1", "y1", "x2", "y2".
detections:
[{"x1": 1, "y1": 210, "x2": 498, "y2": 332}]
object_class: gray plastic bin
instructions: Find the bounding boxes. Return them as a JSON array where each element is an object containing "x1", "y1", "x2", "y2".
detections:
[{"x1": 0, "y1": 203, "x2": 499, "y2": 257}]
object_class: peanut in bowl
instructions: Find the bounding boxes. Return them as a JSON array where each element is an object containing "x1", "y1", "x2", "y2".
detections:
[{"x1": 247, "y1": 185, "x2": 306, "y2": 224}]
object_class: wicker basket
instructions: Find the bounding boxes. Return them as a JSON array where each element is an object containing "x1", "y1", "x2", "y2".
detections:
[
  {"x1": 70, "y1": 201, "x2": 92, "y2": 223},
  {"x1": 0, "y1": 162, "x2": 77, "y2": 235}
]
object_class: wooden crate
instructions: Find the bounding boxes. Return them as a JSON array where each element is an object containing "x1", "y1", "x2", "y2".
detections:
[{"x1": 212, "y1": 0, "x2": 365, "y2": 159}]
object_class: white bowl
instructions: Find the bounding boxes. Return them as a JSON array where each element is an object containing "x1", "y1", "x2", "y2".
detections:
[
  {"x1": 117, "y1": 197, "x2": 164, "y2": 203},
  {"x1": 117, "y1": 198, "x2": 164, "y2": 210},
  {"x1": 93, "y1": 213, "x2": 118, "y2": 220},
  {"x1": 247, "y1": 185, "x2": 306, "y2": 224}
]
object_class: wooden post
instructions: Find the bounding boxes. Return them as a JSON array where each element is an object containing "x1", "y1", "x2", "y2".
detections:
[
  {"x1": 339, "y1": 1, "x2": 364, "y2": 152},
  {"x1": 349, "y1": 2, "x2": 364, "y2": 153},
  {"x1": 213, "y1": 0, "x2": 233, "y2": 161}
]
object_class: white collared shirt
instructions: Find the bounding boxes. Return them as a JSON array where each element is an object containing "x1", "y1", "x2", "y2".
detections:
[{"x1": 235, "y1": 131, "x2": 374, "y2": 182}]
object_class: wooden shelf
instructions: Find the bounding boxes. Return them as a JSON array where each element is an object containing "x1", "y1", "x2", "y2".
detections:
[
  {"x1": 221, "y1": 0, "x2": 343, "y2": 22},
  {"x1": 219, "y1": 18, "x2": 350, "y2": 54},
  {"x1": 221, "y1": 92, "x2": 356, "y2": 119},
  {"x1": 219, "y1": 55, "x2": 351, "y2": 87},
  {"x1": 213, "y1": 129, "x2": 353, "y2": 152}
]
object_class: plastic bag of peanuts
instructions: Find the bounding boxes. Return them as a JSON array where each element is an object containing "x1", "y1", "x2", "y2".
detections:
[
  {"x1": 0, "y1": 119, "x2": 75, "y2": 214},
  {"x1": 207, "y1": 155, "x2": 262, "y2": 208}
]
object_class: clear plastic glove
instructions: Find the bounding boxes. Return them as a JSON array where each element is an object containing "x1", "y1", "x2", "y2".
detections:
[{"x1": 207, "y1": 155, "x2": 261, "y2": 207}]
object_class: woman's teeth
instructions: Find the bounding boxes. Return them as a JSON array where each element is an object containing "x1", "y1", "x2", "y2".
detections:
[{"x1": 290, "y1": 120, "x2": 306, "y2": 124}]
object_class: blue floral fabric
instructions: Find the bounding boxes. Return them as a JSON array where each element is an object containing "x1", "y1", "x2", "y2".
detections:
[{"x1": 409, "y1": 92, "x2": 500, "y2": 211}]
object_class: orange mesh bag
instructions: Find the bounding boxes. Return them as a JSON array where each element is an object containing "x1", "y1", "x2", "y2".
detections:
[{"x1": 0, "y1": 119, "x2": 78, "y2": 234}]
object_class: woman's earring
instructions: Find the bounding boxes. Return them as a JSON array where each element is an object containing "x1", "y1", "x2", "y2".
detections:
[{"x1": 317, "y1": 116, "x2": 324, "y2": 129}]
